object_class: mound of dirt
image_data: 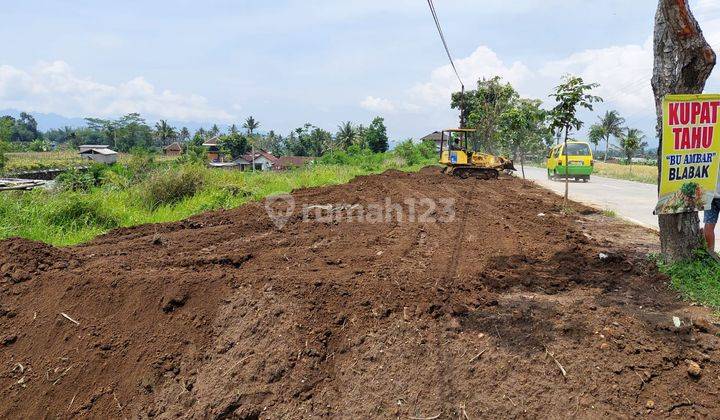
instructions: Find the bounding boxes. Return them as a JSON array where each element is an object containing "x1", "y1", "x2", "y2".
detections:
[
  {"x1": 0, "y1": 238, "x2": 71, "y2": 284},
  {"x1": 1, "y1": 168, "x2": 719, "y2": 418}
]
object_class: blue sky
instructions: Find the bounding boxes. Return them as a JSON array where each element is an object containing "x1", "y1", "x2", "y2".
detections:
[{"x1": 1, "y1": 0, "x2": 719, "y2": 146}]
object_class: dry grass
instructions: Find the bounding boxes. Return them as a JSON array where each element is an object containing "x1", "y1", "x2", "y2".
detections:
[
  {"x1": 4, "y1": 150, "x2": 178, "y2": 173},
  {"x1": 592, "y1": 162, "x2": 657, "y2": 184}
]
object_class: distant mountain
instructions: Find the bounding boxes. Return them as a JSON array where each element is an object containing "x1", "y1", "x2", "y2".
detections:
[
  {"x1": 0, "y1": 109, "x2": 223, "y2": 133},
  {"x1": 0, "y1": 109, "x2": 87, "y2": 131}
]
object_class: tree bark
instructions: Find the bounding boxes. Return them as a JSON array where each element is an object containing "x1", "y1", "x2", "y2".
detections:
[
  {"x1": 564, "y1": 126, "x2": 569, "y2": 206},
  {"x1": 652, "y1": 0, "x2": 716, "y2": 262},
  {"x1": 604, "y1": 135, "x2": 609, "y2": 162}
]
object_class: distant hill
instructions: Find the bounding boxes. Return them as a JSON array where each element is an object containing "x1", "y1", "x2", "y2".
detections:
[
  {"x1": 0, "y1": 109, "x2": 220, "y2": 133},
  {"x1": 0, "y1": 109, "x2": 88, "y2": 131}
]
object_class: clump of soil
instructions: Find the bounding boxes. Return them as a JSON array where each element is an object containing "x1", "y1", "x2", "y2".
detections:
[
  {"x1": 1, "y1": 168, "x2": 718, "y2": 418},
  {"x1": 0, "y1": 238, "x2": 70, "y2": 284}
]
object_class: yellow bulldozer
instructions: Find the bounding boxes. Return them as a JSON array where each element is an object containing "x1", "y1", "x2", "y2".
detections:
[{"x1": 438, "y1": 128, "x2": 516, "y2": 179}]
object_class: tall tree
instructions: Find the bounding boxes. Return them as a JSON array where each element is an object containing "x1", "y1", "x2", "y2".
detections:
[
  {"x1": 365, "y1": 117, "x2": 389, "y2": 153},
  {"x1": 0, "y1": 116, "x2": 14, "y2": 143},
  {"x1": 190, "y1": 129, "x2": 206, "y2": 147},
  {"x1": 452, "y1": 76, "x2": 518, "y2": 152},
  {"x1": 588, "y1": 123, "x2": 604, "y2": 156},
  {"x1": 114, "y1": 113, "x2": 153, "y2": 152},
  {"x1": 549, "y1": 75, "x2": 602, "y2": 205},
  {"x1": 651, "y1": 0, "x2": 716, "y2": 261},
  {"x1": 243, "y1": 116, "x2": 260, "y2": 136},
  {"x1": 500, "y1": 99, "x2": 551, "y2": 179},
  {"x1": 85, "y1": 117, "x2": 118, "y2": 148},
  {"x1": 16, "y1": 112, "x2": 39, "y2": 142},
  {"x1": 219, "y1": 132, "x2": 249, "y2": 159},
  {"x1": 265, "y1": 130, "x2": 285, "y2": 157},
  {"x1": 178, "y1": 127, "x2": 191, "y2": 143},
  {"x1": 154, "y1": 120, "x2": 177, "y2": 146},
  {"x1": 242, "y1": 116, "x2": 260, "y2": 170},
  {"x1": 336, "y1": 121, "x2": 355, "y2": 150},
  {"x1": 597, "y1": 111, "x2": 625, "y2": 162},
  {"x1": 619, "y1": 128, "x2": 648, "y2": 165}
]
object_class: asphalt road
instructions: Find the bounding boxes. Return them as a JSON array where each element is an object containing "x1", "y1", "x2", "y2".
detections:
[{"x1": 520, "y1": 166, "x2": 660, "y2": 230}]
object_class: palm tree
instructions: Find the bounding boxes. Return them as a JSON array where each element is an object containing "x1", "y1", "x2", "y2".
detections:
[
  {"x1": 243, "y1": 116, "x2": 260, "y2": 136},
  {"x1": 597, "y1": 110, "x2": 625, "y2": 162},
  {"x1": 179, "y1": 127, "x2": 190, "y2": 143},
  {"x1": 588, "y1": 123, "x2": 604, "y2": 156},
  {"x1": 243, "y1": 116, "x2": 260, "y2": 170},
  {"x1": 154, "y1": 120, "x2": 177, "y2": 146},
  {"x1": 336, "y1": 121, "x2": 355, "y2": 150},
  {"x1": 229, "y1": 124, "x2": 239, "y2": 135},
  {"x1": 619, "y1": 128, "x2": 647, "y2": 166}
]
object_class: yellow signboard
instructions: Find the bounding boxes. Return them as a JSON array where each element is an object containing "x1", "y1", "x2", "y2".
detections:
[{"x1": 655, "y1": 94, "x2": 720, "y2": 215}]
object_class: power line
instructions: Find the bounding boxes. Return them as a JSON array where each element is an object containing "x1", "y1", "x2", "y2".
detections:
[{"x1": 426, "y1": 0, "x2": 464, "y2": 90}]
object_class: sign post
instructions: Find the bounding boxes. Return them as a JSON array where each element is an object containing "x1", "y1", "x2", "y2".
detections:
[{"x1": 655, "y1": 94, "x2": 720, "y2": 215}]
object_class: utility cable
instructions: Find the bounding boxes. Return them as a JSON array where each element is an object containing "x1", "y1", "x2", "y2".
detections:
[{"x1": 426, "y1": 0, "x2": 464, "y2": 90}]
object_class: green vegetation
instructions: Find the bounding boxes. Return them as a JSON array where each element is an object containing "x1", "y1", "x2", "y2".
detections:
[
  {"x1": 0, "y1": 140, "x2": 8, "y2": 172},
  {"x1": 589, "y1": 111, "x2": 625, "y2": 162},
  {"x1": 0, "y1": 143, "x2": 436, "y2": 246},
  {"x1": 602, "y1": 209, "x2": 617, "y2": 218},
  {"x1": 656, "y1": 250, "x2": 720, "y2": 310},
  {"x1": 619, "y1": 128, "x2": 648, "y2": 165}
]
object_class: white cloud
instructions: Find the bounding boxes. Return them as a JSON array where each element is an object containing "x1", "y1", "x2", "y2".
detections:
[
  {"x1": 360, "y1": 96, "x2": 397, "y2": 113},
  {"x1": 539, "y1": 39, "x2": 654, "y2": 116},
  {"x1": 377, "y1": 1, "x2": 720, "y2": 127},
  {"x1": 408, "y1": 46, "x2": 532, "y2": 108},
  {"x1": 0, "y1": 61, "x2": 235, "y2": 122}
]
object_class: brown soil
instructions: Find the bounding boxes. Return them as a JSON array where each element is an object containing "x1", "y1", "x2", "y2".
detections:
[{"x1": 1, "y1": 167, "x2": 719, "y2": 418}]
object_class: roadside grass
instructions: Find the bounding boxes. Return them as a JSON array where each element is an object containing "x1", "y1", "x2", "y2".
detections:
[
  {"x1": 0, "y1": 157, "x2": 433, "y2": 246},
  {"x1": 655, "y1": 250, "x2": 720, "y2": 311},
  {"x1": 602, "y1": 209, "x2": 617, "y2": 218}
]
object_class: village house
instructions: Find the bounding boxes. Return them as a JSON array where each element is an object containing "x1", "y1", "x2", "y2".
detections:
[
  {"x1": 208, "y1": 150, "x2": 280, "y2": 171},
  {"x1": 241, "y1": 150, "x2": 279, "y2": 171},
  {"x1": 78, "y1": 145, "x2": 118, "y2": 164},
  {"x1": 202, "y1": 136, "x2": 223, "y2": 162},
  {"x1": 163, "y1": 142, "x2": 183, "y2": 156}
]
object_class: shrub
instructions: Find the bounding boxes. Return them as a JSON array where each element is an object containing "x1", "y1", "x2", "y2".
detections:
[
  {"x1": 139, "y1": 165, "x2": 206, "y2": 209},
  {"x1": 318, "y1": 150, "x2": 351, "y2": 165},
  {"x1": 56, "y1": 168, "x2": 96, "y2": 191},
  {"x1": 393, "y1": 139, "x2": 437, "y2": 166},
  {"x1": 126, "y1": 150, "x2": 157, "y2": 181},
  {"x1": 0, "y1": 141, "x2": 8, "y2": 173},
  {"x1": 393, "y1": 139, "x2": 422, "y2": 165},
  {"x1": 46, "y1": 197, "x2": 119, "y2": 229},
  {"x1": 177, "y1": 145, "x2": 208, "y2": 165}
]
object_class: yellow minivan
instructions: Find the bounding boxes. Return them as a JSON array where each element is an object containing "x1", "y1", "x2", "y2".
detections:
[{"x1": 546, "y1": 141, "x2": 594, "y2": 182}]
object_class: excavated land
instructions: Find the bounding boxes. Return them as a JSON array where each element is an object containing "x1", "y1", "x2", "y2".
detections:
[{"x1": 1, "y1": 167, "x2": 719, "y2": 418}]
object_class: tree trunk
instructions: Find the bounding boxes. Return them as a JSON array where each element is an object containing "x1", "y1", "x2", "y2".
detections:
[
  {"x1": 564, "y1": 127, "x2": 569, "y2": 206},
  {"x1": 652, "y1": 0, "x2": 716, "y2": 262},
  {"x1": 604, "y1": 136, "x2": 609, "y2": 162},
  {"x1": 520, "y1": 151, "x2": 526, "y2": 180}
]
